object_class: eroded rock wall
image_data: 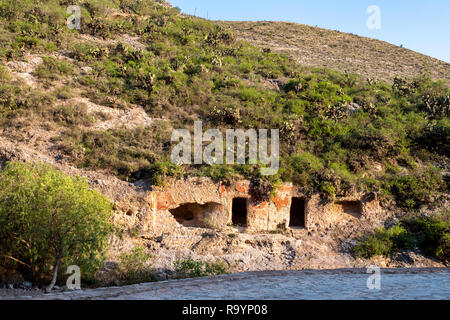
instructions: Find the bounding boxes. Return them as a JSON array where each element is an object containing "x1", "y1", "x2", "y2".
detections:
[{"x1": 150, "y1": 178, "x2": 386, "y2": 233}]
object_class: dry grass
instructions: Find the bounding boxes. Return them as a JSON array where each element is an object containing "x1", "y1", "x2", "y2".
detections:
[{"x1": 219, "y1": 21, "x2": 450, "y2": 84}]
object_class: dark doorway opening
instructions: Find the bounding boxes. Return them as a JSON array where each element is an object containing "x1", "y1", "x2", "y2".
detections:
[
  {"x1": 169, "y1": 204, "x2": 196, "y2": 226},
  {"x1": 232, "y1": 198, "x2": 248, "y2": 226},
  {"x1": 169, "y1": 202, "x2": 223, "y2": 228},
  {"x1": 289, "y1": 197, "x2": 306, "y2": 228}
]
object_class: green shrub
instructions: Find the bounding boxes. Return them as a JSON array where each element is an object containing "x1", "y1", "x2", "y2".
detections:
[
  {"x1": 384, "y1": 166, "x2": 446, "y2": 209},
  {"x1": 417, "y1": 118, "x2": 450, "y2": 157},
  {"x1": 146, "y1": 161, "x2": 183, "y2": 186},
  {"x1": 70, "y1": 42, "x2": 110, "y2": 62},
  {"x1": 353, "y1": 212, "x2": 449, "y2": 263},
  {"x1": 401, "y1": 211, "x2": 450, "y2": 263},
  {"x1": 51, "y1": 103, "x2": 94, "y2": 127},
  {"x1": 33, "y1": 56, "x2": 75, "y2": 80},
  {"x1": 174, "y1": 258, "x2": 229, "y2": 279},
  {"x1": 201, "y1": 165, "x2": 236, "y2": 183},
  {"x1": 0, "y1": 162, "x2": 114, "y2": 290},
  {"x1": 352, "y1": 225, "x2": 413, "y2": 258},
  {"x1": 54, "y1": 86, "x2": 76, "y2": 100},
  {"x1": 319, "y1": 181, "x2": 336, "y2": 200},
  {"x1": 281, "y1": 153, "x2": 324, "y2": 191},
  {"x1": 118, "y1": 246, "x2": 154, "y2": 284}
]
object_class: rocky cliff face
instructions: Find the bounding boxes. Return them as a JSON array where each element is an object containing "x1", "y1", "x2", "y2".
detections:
[{"x1": 0, "y1": 138, "x2": 445, "y2": 287}]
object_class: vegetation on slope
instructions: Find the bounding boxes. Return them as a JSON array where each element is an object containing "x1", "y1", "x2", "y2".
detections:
[
  {"x1": 353, "y1": 209, "x2": 449, "y2": 264},
  {"x1": 219, "y1": 21, "x2": 450, "y2": 83},
  {"x1": 0, "y1": 0, "x2": 448, "y2": 210},
  {"x1": 174, "y1": 258, "x2": 230, "y2": 279},
  {"x1": 0, "y1": 162, "x2": 114, "y2": 290}
]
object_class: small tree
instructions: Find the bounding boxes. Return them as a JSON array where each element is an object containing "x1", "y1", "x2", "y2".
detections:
[{"x1": 0, "y1": 162, "x2": 114, "y2": 292}]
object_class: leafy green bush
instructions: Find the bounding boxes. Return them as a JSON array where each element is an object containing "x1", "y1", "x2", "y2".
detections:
[
  {"x1": 281, "y1": 153, "x2": 324, "y2": 192},
  {"x1": 53, "y1": 86, "x2": 76, "y2": 100},
  {"x1": 174, "y1": 258, "x2": 229, "y2": 279},
  {"x1": 417, "y1": 118, "x2": 450, "y2": 157},
  {"x1": 146, "y1": 161, "x2": 183, "y2": 186},
  {"x1": 352, "y1": 225, "x2": 413, "y2": 258},
  {"x1": 0, "y1": 162, "x2": 114, "y2": 290},
  {"x1": 33, "y1": 56, "x2": 75, "y2": 80},
  {"x1": 353, "y1": 211, "x2": 449, "y2": 263},
  {"x1": 383, "y1": 166, "x2": 446, "y2": 209},
  {"x1": 401, "y1": 211, "x2": 449, "y2": 263},
  {"x1": 51, "y1": 103, "x2": 94, "y2": 127},
  {"x1": 201, "y1": 165, "x2": 236, "y2": 183},
  {"x1": 118, "y1": 246, "x2": 154, "y2": 284}
]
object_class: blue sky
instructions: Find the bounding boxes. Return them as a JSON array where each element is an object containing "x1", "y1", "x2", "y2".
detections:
[{"x1": 169, "y1": 0, "x2": 450, "y2": 63}]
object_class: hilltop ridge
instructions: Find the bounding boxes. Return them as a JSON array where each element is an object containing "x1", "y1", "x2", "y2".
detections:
[{"x1": 219, "y1": 20, "x2": 450, "y2": 83}]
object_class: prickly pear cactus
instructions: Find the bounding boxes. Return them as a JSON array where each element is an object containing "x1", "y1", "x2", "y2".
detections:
[
  {"x1": 422, "y1": 94, "x2": 450, "y2": 118},
  {"x1": 392, "y1": 76, "x2": 419, "y2": 97}
]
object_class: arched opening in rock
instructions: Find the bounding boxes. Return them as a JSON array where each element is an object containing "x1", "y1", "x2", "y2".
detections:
[
  {"x1": 289, "y1": 197, "x2": 306, "y2": 228},
  {"x1": 335, "y1": 200, "x2": 363, "y2": 218},
  {"x1": 232, "y1": 198, "x2": 248, "y2": 227},
  {"x1": 169, "y1": 202, "x2": 223, "y2": 227}
]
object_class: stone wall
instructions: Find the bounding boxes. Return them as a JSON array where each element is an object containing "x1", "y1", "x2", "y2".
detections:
[{"x1": 150, "y1": 178, "x2": 385, "y2": 233}]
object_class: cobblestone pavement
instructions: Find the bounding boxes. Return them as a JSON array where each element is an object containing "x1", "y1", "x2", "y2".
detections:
[{"x1": 10, "y1": 269, "x2": 450, "y2": 300}]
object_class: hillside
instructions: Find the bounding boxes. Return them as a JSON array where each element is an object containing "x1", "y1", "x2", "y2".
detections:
[
  {"x1": 0, "y1": 0, "x2": 448, "y2": 206},
  {"x1": 0, "y1": 0, "x2": 449, "y2": 290},
  {"x1": 219, "y1": 21, "x2": 450, "y2": 83}
]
